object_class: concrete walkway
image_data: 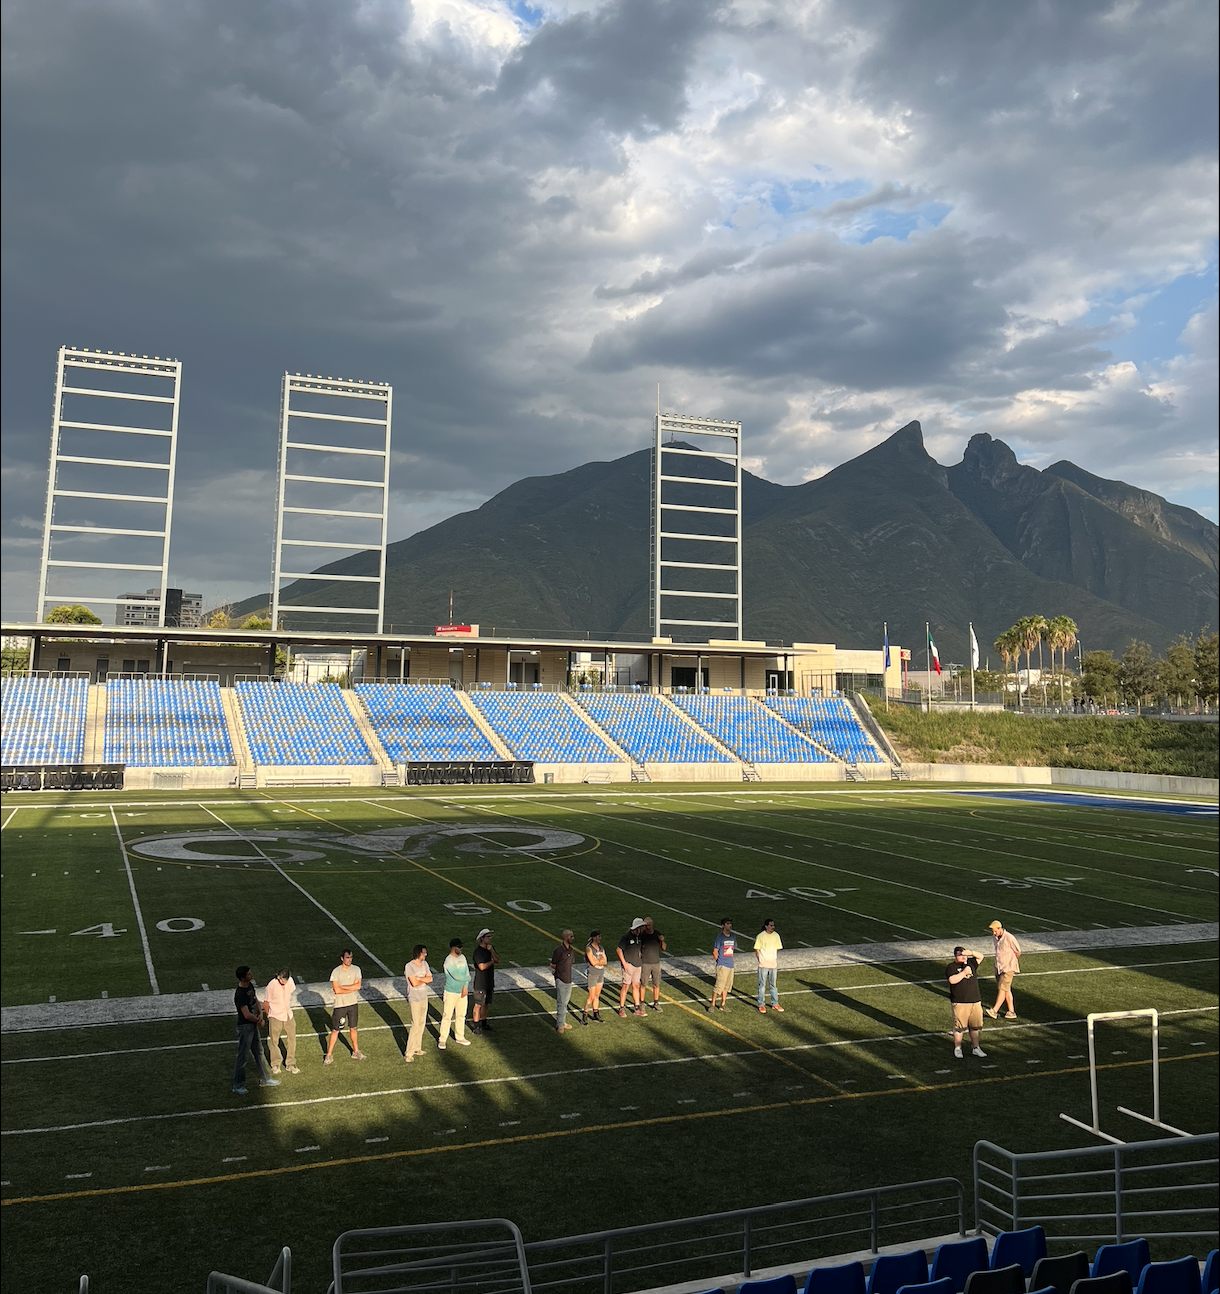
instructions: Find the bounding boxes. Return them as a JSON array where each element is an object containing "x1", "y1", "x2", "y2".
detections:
[{"x1": 3, "y1": 921, "x2": 1214, "y2": 1034}]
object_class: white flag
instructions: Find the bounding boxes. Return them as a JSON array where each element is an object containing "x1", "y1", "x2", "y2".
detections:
[{"x1": 969, "y1": 624, "x2": 980, "y2": 671}]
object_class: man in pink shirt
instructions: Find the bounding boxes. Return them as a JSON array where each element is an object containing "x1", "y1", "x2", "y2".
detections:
[
  {"x1": 986, "y1": 921, "x2": 1022, "y2": 1020},
  {"x1": 261, "y1": 967, "x2": 299, "y2": 1074}
]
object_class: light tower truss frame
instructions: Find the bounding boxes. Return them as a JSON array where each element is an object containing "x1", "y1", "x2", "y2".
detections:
[
  {"x1": 36, "y1": 347, "x2": 181, "y2": 627},
  {"x1": 650, "y1": 412, "x2": 743, "y2": 643},
  {"x1": 271, "y1": 372, "x2": 393, "y2": 634}
]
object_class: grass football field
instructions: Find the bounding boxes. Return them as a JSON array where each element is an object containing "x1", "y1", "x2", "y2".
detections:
[{"x1": 1, "y1": 783, "x2": 1217, "y2": 1293}]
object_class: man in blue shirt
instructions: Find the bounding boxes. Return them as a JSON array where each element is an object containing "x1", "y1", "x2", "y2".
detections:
[
  {"x1": 710, "y1": 918, "x2": 736, "y2": 1011},
  {"x1": 438, "y1": 938, "x2": 472, "y2": 1049}
]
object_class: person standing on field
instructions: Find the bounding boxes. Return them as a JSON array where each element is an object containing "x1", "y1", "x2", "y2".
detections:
[
  {"x1": 754, "y1": 918, "x2": 784, "y2": 1013},
  {"x1": 324, "y1": 949, "x2": 366, "y2": 1064},
  {"x1": 986, "y1": 920, "x2": 1022, "y2": 1020},
  {"x1": 616, "y1": 917, "x2": 646, "y2": 1017},
  {"x1": 232, "y1": 965, "x2": 279, "y2": 1095},
  {"x1": 550, "y1": 929, "x2": 576, "y2": 1031},
  {"x1": 946, "y1": 945, "x2": 988, "y2": 1059},
  {"x1": 438, "y1": 937, "x2": 472, "y2": 1049},
  {"x1": 582, "y1": 930, "x2": 608, "y2": 1024},
  {"x1": 710, "y1": 918, "x2": 736, "y2": 1010},
  {"x1": 471, "y1": 928, "x2": 498, "y2": 1035},
  {"x1": 639, "y1": 917, "x2": 666, "y2": 1011},
  {"x1": 261, "y1": 967, "x2": 299, "y2": 1074},
  {"x1": 404, "y1": 944, "x2": 432, "y2": 1062}
]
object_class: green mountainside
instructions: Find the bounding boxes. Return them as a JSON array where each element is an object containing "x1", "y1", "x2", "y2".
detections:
[{"x1": 236, "y1": 422, "x2": 1217, "y2": 660}]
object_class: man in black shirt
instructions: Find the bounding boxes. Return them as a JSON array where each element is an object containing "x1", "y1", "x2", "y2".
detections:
[
  {"x1": 233, "y1": 965, "x2": 280, "y2": 1095},
  {"x1": 550, "y1": 930, "x2": 576, "y2": 1031},
  {"x1": 471, "y1": 928, "x2": 499, "y2": 1035},
  {"x1": 639, "y1": 917, "x2": 666, "y2": 1011},
  {"x1": 945, "y1": 946, "x2": 988, "y2": 1060},
  {"x1": 616, "y1": 918, "x2": 646, "y2": 1018}
]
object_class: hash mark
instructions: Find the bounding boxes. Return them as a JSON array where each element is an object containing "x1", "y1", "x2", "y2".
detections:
[
  {"x1": 436, "y1": 1128, "x2": 457, "y2": 1136},
  {"x1": 65, "y1": 1172, "x2": 92, "y2": 1179},
  {"x1": 295, "y1": 1145, "x2": 320, "y2": 1153},
  {"x1": 222, "y1": 1156, "x2": 247, "y2": 1163},
  {"x1": 144, "y1": 1164, "x2": 170, "y2": 1172},
  {"x1": 499, "y1": 1120, "x2": 521, "y2": 1127},
  {"x1": 366, "y1": 1137, "x2": 388, "y2": 1144}
]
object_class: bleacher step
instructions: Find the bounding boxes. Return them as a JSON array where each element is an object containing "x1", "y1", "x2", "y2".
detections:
[
  {"x1": 455, "y1": 691, "x2": 517, "y2": 760},
  {"x1": 84, "y1": 683, "x2": 106, "y2": 763},
  {"x1": 341, "y1": 690, "x2": 394, "y2": 770},
  {"x1": 219, "y1": 687, "x2": 254, "y2": 773},
  {"x1": 654, "y1": 693, "x2": 744, "y2": 770},
  {"x1": 557, "y1": 693, "x2": 632, "y2": 764},
  {"x1": 764, "y1": 703, "x2": 842, "y2": 763}
]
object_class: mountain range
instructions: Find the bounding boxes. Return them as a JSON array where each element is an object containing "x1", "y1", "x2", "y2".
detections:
[{"x1": 237, "y1": 422, "x2": 1218, "y2": 663}]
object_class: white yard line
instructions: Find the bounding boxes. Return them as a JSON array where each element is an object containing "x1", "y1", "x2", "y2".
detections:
[
  {"x1": 196, "y1": 802, "x2": 393, "y2": 976},
  {"x1": 109, "y1": 805, "x2": 159, "y2": 995},
  {"x1": 5, "y1": 1006, "x2": 1215, "y2": 1138},
  {"x1": 1, "y1": 807, "x2": 19, "y2": 830}
]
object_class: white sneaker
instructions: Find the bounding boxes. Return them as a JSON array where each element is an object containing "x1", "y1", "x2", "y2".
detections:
[
  {"x1": 953, "y1": 1046, "x2": 964, "y2": 1059},
  {"x1": 454, "y1": 1038, "x2": 472, "y2": 1047},
  {"x1": 437, "y1": 1041, "x2": 447, "y2": 1050},
  {"x1": 972, "y1": 1046, "x2": 987, "y2": 1058}
]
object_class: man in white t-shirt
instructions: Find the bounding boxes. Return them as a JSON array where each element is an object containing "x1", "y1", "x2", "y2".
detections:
[
  {"x1": 754, "y1": 918, "x2": 784, "y2": 1014},
  {"x1": 403, "y1": 944, "x2": 433, "y2": 1062},
  {"x1": 261, "y1": 966, "x2": 299, "y2": 1074},
  {"x1": 324, "y1": 949, "x2": 366, "y2": 1063}
]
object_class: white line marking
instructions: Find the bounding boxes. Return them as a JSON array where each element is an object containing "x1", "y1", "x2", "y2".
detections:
[
  {"x1": 365, "y1": 1136, "x2": 388, "y2": 1143},
  {"x1": 222, "y1": 1156, "x2": 247, "y2": 1163},
  {"x1": 144, "y1": 1164, "x2": 170, "y2": 1171},
  {"x1": 5, "y1": 1007, "x2": 1214, "y2": 1138},
  {"x1": 65, "y1": 1172, "x2": 92, "y2": 1179},
  {"x1": 110, "y1": 805, "x2": 159, "y2": 995},
  {"x1": 295, "y1": 1145, "x2": 320, "y2": 1153}
]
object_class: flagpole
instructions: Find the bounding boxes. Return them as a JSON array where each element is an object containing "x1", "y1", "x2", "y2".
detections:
[
  {"x1": 969, "y1": 621, "x2": 976, "y2": 713},
  {"x1": 925, "y1": 621, "x2": 931, "y2": 714},
  {"x1": 883, "y1": 622, "x2": 889, "y2": 712}
]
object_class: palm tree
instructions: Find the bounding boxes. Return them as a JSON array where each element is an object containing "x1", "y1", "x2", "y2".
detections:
[
  {"x1": 1046, "y1": 615, "x2": 1078, "y2": 706},
  {"x1": 994, "y1": 630, "x2": 1019, "y2": 707},
  {"x1": 1014, "y1": 616, "x2": 1045, "y2": 706}
]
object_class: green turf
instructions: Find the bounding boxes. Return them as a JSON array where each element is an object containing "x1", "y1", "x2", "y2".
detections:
[{"x1": 1, "y1": 784, "x2": 1216, "y2": 1293}]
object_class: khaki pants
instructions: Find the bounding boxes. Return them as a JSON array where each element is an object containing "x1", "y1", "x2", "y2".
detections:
[
  {"x1": 268, "y1": 1014, "x2": 296, "y2": 1068},
  {"x1": 406, "y1": 998, "x2": 429, "y2": 1055},
  {"x1": 439, "y1": 991, "x2": 467, "y2": 1044}
]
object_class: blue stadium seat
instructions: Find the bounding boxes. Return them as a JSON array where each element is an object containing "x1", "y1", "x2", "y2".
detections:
[
  {"x1": 573, "y1": 693, "x2": 729, "y2": 763},
  {"x1": 898, "y1": 1280, "x2": 954, "y2": 1294},
  {"x1": 931, "y1": 1239, "x2": 990, "y2": 1292},
  {"x1": 762, "y1": 696, "x2": 885, "y2": 763},
  {"x1": 103, "y1": 679, "x2": 234, "y2": 767},
  {"x1": 803, "y1": 1262, "x2": 866, "y2": 1294},
  {"x1": 670, "y1": 694, "x2": 829, "y2": 763},
  {"x1": 1135, "y1": 1259, "x2": 1202, "y2": 1294},
  {"x1": 356, "y1": 684, "x2": 500, "y2": 763},
  {"x1": 0, "y1": 677, "x2": 89, "y2": 765},
  {"x1": 740, "y1": 1277, "x2": 797, "y2": 1294},
  {"x1": 1070, "y1": 1274, "x2": 1134, "y2": 1294},
  {"x1": 469, "y1": 692, "x2": 617, "y2": 763},
  {"x1": 964, "y1": 1266, "x2": 1025, "y2": 1294},
  {"x1": 868, "y1": 1252, "x2": 929, "y2": 1294},
  {"x1": 1092, "y1": 1242, "x2": 1151, "y2": 1285},
  {"x1": 991, "y1": 1227, "x2": 1047, "y2": 1276},
  {"x1": 235, "y1": 682, "x2": 373, "y2": 765},
  {"x1": 1202, "y1": 1251, "x2": 1218, "y2": 1294}
]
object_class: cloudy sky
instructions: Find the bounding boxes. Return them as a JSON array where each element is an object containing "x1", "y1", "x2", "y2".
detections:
[{"x1": 2, "y1": 0, "x2": 1216, "y2": 618}]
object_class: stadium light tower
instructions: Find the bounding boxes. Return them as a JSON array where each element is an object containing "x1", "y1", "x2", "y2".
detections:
[
  {"x1": 271, "y1": 372, "x2": 393, "y2": 634},
  {"x1": 36, "y1": 347, "x2": 181, "y2": 626},
  {"x1": 650, "y1": 412, "x2": 743, "y2": 643}
]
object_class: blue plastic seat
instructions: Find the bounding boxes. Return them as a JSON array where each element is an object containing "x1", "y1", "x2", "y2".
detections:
[
  {"x1": 1071, "y1": 1274, "x2": 1133, "y2": 1294},
  {"x1": 1135, "y1": 1260, "x2": 1201, "y2": 1294},
  {"x1": 1203, "y1": 1253, "x2": 1218, "y2": 1294},
  {"x1": 898, "y1": 1281, "x2": 953, "y2": 1294},
  {"x1": 868, "y1": 1252, "x2": 929, "y2": 1294},
  {"x1": 964, "y1": 1267, "x2": 1025, "y2": 1294},
  {"x1": 992, "y1": 1227, "x2": 1047, "y2": 1276},
  {"x1": 740, "y1": 1277, "x2": 797, "y2": 1294},
  {"x1": 803, "y1": 1262, "x2": 866, "y2": 1294},
  {"x1": 931, "y1": 1239, "x2": 990, "y2": 1293},
  {"x1": 1092, "y1": 1241, "x2": 1151, "y2": 1284}
]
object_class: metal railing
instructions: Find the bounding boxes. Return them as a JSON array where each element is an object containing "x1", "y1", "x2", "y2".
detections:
[
  {"x1": 332, "y1": 1220, "x2": 530, "y2": 1294},
  {"x1": 974, "y1": 1134, "x2": 1218, "y2": 1247},
  {"x1": 520, "y1": 1179, "x2": 964, "y2": 1294},
  {"x1": 207, "y1": 1245, "x2": 291, "y2": 1293}
]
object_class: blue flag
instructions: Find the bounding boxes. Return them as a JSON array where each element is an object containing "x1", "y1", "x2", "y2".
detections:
[{"x1": 883, "y1": 624, "x2": 891, "y2": 669}]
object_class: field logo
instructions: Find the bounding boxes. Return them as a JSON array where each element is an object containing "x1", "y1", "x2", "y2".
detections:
[{"x1": 127, "y1": 823, "x2": 585, "y2": 864}]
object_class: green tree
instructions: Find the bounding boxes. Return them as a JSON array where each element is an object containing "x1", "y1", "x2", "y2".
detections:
[
  {"x1": 44, "y1": 603, "x2": 102, "y2": 625},
  {"x1": 1046, "y1": 615, "x2": 1078, "y2": 705},
  {"x1": 1, "y1": 645, "x2": 30, "y2": 675},
  {"x1": 1195, "y1": 630, "x2": 1219, "y2": 706},
  {"x1": 970, "y1": 668, "x2": 1005, "y2": 694},
  {"x1": 1159, "y1": 635, "x2": 1198, "y2": 705},
  {"x1": 1081, "y1": 650, "x2": 1119, "y2": 705},
  {"x1": 1119, "y1": 640, "x2": 1158, "y2": 704},
  {"x1": 994, "y1": 629, "x2": 1020, "y2": 706},
  {"x1": 240, "y1": 615, "x2": 272, "y2": 630}
]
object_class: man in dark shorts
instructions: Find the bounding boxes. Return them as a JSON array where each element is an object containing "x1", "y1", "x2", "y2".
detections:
[
  {"x1": 324, "y1": 949, "x2": 366, "y2": 1064},
  {"x1": 946, "y1": 945, "x2": 988, "y2": 1060},
  {"x1": 471, "y1": 928, "x2": 498, "y2": 1035},
  {"x1": 639, "y1": 916, "x2": 666, "y2": 1011},
  {"x1": 233, "y1": 965, "x2": 279, "y2": 1095},
  {"x1": 616, "y1": 917, "x2": 646, "y2": 1017}
]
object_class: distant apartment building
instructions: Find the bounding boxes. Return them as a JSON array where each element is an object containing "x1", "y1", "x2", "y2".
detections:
[{"x1": 117, "y1": 588, "x2": 204, "y2": 628}]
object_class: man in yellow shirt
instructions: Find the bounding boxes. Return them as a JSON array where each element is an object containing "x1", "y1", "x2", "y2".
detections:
[{"x1": 754, "y1": 918, "x2": 784, "y2": 1014}]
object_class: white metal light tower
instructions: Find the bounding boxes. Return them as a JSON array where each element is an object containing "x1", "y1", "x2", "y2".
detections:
[
  {"x1": 36, "y1": 347, "x2": 181, "y2": 626},
  {"x1": 271, "y1": 372, "x2": 392, "y2": 633},
  {"x1": 650, "y1": 412, "x2": 743, "y2": 642}
]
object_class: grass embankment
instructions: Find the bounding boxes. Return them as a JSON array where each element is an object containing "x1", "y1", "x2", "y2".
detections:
[{"x1": 863, "y1": 699, "x2": 1219, "y2": 778}]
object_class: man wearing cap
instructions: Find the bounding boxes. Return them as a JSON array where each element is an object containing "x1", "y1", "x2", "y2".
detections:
[
  {"x1": 471, "y1": 928, "x2": 499, "y2": 1035},
  {"x1": 639, "y1": 917, "x2": 666, "y2": 1012},
  {"x1": 438, "y1": 937, "x2": 472, "y2": 1049},
  {"x1": 986, "y1": 921, "x2": 1022, "y2": 1020},
  {"x1": 616, "y1": 918, "x2": 646, "y2": 1018},
  {"x1": 946, "y1": 945, "x2": 988, "y2": 1059}
]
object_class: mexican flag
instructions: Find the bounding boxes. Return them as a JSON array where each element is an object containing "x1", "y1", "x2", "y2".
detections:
[{"x1": 928, "y1": 632, "x2": 942, "y2": 675}]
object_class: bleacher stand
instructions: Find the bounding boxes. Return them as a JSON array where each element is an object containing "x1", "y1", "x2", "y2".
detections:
[
  {"x1": 764, "y1": 695, "x2": 885, "y2": 763},
  {"x1": 671, "y1": 694, "x2": 829, "y2": 763},
  {"x1": 102, "y1": 679, "x2": 235, "y2": 767},
  {"x1": 356, "y1": 684, "x2": 501, "y2": 763},
  {"x1": 234, "y1": 682, "x2": 373, "y2": 765},
  {"x1": 574, "y1": 692, "x2": 730, "y2": 763},
  {"x1": 470, "y1": 692, "x2": 618, "y2": 763},
  {"x1": 1, "y1": 676, "x2": 88, "y2": 765}
]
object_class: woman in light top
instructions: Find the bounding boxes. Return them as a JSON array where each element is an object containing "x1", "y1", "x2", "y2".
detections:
[{"x1": 582, "y1": 930, "x2": 608, "y2": 1025}]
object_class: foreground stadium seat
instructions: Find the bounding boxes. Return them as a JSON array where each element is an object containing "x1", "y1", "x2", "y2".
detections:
[
  {"x1": 1092, "y1": 1241, "x2": 1151, "y2": 1284},
  {"x1": 1070, "y1": 1273, "x2": 1134, "y2": 1294},
  {"x1": 991, "y1": 1227, "x2": 1047, "y2": 1276},
  {"x1": 964, "y1": 1265, "x2": 1026, "y2": 1294},
  {"x1": 1134, "y1": 1259, "x2": 1202, "y2": 1294},
  {"x1": 867, "y1": 1252, "x2": 929, "y2": 1294},
  {"x1": 1031, "y1": 1253, "x2": 1091, "y2": 1294},
  {"x1": 1203, "y1": 1252, "x2": 1218, "y2": 1294},
  {"x1": 931, "y1": 1238, "x2": 990, "y2": 1291},
  {"x1": 897, "y1": 1279, "x2": 954, "y2": 1294},
  {"x1": 803, "y1": 1261, "x2": 866, "y2": 1294},
  {"x1": 739, "y1": 1276, "x2": 797, "y2": 1294}
]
